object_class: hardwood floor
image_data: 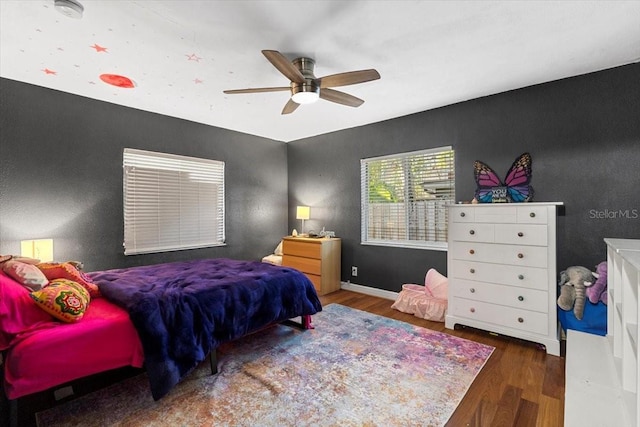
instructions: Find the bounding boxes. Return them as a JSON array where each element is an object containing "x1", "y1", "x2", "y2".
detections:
[{"x1": 320, "y1": 290, "x2": 565, "y2": 427}]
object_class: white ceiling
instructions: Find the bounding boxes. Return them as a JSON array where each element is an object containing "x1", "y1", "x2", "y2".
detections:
[{"x1": 1, "y1": 1, "x2": 639, "y2": 143}]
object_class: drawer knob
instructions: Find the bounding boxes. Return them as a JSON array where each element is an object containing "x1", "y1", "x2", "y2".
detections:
[
  {"x1": 470, "y1": 268, "x2": 475, "y2": 274},
  {"x1": 469, "y1": 230, "x2": 475, "y2": 235},
  {"x1": 470, "y1": 308, "x2": 476, "y2": 313},
  {"x1": 529, "y1": 212, "x2": 536, "y2": 218},
  {"x1": 470, "y1": 288, "x2": 476, "y2": 293},
  {"x1": 460, "y1": 212, "x2": 466, "y2": 217},
  {"x1": 518, "y1": 296, "x2": 524, "y2": 301},
  {"x1": 517, "y1": 253, "x2": 524, "y2": 258},
  {"x1": 518, "y1": 274, "x2": 524, "y2": 280},
  {"x1": 517, "y1": 232, "x2": 524, "y2": 237},
  {"x1": 469, "y1": 249, "x2": 475, "y2": 255},
  {"x1": 518, "y1": 317, "x2": 524, "y2": 323}
]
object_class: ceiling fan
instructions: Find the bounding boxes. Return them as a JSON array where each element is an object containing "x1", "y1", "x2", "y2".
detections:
[{"x1": 223, "y1": 50, "x2": 381, "y2": 115}]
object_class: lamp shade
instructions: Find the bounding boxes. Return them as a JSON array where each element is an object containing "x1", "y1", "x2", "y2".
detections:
[
  {"x1": 296, "y1": 206, "x2": 310, "y2": 220},
  {"x1": 21, "y1": 239, "x2": 54, "y2": 262}
]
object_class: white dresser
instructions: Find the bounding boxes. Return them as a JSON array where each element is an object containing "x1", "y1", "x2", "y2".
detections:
[{"x1": 445, "y1": 202, "x2": 562, "y2": 356}]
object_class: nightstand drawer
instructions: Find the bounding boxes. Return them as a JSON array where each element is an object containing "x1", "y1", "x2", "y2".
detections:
[
  {"x1": 283, "y1": 255, "x2": 321, "y2": 275},
  {"x1": 283, "y1": 239, "x2": 321, "y2": 259},
  {"x1": 450, "y1": 279, "x2": 548, "y2": 313},
  {"x1": 305, "y1": 273, "x2": 322, "y2": 292},
  {"x1": 450, "y1": 260, "x2": 549, "y2": 291}
]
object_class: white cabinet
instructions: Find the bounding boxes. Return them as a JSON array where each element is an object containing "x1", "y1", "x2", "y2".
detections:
[
  {"x1": 565, "y1": 239, "x2": 640, "y2": 427},
  {"x1": 445, "y1": 202, "x2": 562, "y2": 356},
  {"x1": 605, "y1": 238, "x2": 640, "y2": 426}
]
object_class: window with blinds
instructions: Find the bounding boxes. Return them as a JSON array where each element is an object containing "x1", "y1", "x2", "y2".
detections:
[
  {"x1": 361, "y1": 147, "x2": 455, "y2": 250},
  {"x1": 123, "y1": 148, "x2": 225, "y2": 255}
]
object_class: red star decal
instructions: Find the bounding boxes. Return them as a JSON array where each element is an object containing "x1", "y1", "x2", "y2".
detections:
[
  {"x1": 90, "y1": 44, "x2": 108, "y2": 53},
  {"x1": 194, "y1": 78, "x2": 203, "y2": 84},
  {"x1": 42, "y1": 68, "x2": 57, "y2": 75},
  {"x1": 186, "y1": 53, "x2": 202, "y2": 62}
]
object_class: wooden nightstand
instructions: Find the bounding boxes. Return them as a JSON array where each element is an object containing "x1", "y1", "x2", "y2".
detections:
[{"x1": 282, "y1": 236, "x2": 341, "y2": 295}]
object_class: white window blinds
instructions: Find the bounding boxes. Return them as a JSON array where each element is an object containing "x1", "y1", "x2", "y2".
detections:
[
  {"x1": 123, "y1": 148, "x2": 225, "y2": 255},
  {"x1": 361, "y1": 147, "x2": 455, "y2": 250}
]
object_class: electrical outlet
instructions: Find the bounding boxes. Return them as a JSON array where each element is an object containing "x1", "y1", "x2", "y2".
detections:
[{"x1": 351, "y1": 266, "x2": 358, "y2": 276}]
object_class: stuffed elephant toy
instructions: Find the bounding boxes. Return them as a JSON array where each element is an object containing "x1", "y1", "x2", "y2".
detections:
[{"x1": 557, "y1": 266, "x2": 594, "y2": 320}]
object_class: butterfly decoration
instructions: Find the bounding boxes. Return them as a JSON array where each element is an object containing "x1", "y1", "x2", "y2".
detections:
[{"x1": 474, "y1": 152, "x2": 534, "y2": 203}]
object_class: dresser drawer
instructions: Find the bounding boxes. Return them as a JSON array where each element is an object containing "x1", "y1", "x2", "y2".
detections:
[
  {"x1": 450, "y1": 242, "x2": 549, "y2": 268},
  {"x1": 282, "y1": 239, "x2": 322, "y2": 259},
  {"x1": 450, "y1": 206, "x2": 475, "y2": 222},
  {"x1": 449, "y1": 297, "x2": 548, "y2": 335},
  {"x1": 282, "y1": 255, "x2": 321, "y2": 275},
  {"x1": 516, "y1": 205, "x2": 548, "y2": 224},
  {"x1": 495, "y1": 224, "x2": 548, "y2": 246},
  {"x1": 474, "y1": 206, "x2": 517, "y2": 223},
  {"x1": 450, "y1": 279, "x2": 548, "y2": 313},
  {"x1": 449, "y1": 260, "x2": 549, "y2": 291},
  {"x1": 449, "y1": 223, "x2": 495, "y2": 243}
]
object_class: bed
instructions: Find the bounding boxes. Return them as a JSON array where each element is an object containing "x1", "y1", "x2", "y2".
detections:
[{"x1": 1, "y1": 257, "x2": 322, "y2": 424}]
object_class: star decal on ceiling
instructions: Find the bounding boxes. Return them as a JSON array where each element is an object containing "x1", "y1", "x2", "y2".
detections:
[
  {"x1": 186, "y1": 53, "x2": 202, "y2": 62},
  {"x1": 90, "y1": 43, "x2": 108, "y2": 53},
  {"x1": 194, "y1": 78, "x2": 203, "y2": 84},
  {"x1": 42, "y1": 68, "x2": 57, "y2": 75}
]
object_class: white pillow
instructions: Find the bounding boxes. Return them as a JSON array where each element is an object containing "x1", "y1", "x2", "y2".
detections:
[{"x1": 274, "y1": 241, "x2": 284, "y2": 256}]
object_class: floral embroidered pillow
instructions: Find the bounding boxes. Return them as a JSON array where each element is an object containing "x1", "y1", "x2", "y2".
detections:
[{"x1": 30, "y1": 279, "x2": 90, "y2": 323}]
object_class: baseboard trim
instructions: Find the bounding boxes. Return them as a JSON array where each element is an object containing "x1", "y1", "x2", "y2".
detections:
[{"x1": 340, "y1": 281, "x2": 399, "y2": 301}]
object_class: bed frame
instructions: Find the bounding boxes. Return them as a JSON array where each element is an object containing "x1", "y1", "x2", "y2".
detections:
[{"x1": 1, "y1": 258, "x2": 321, "y2": 427}]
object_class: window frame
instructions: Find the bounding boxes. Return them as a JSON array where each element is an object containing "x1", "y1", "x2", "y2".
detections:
[
  {"x1": 360, "y1": 146, "x2": 455, "y2": 251},
  {"x1": 122, "y1": 148, "x2": 225, "y2": 255}
]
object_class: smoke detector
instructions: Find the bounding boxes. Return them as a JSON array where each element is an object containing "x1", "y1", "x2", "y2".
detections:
[{"x1": 54, "y1": 0, "x2": 84, "y2": 19}]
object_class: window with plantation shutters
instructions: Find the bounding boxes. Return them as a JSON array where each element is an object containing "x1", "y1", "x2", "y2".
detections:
[
  {"x1": 361, "y1": 147, "x2": 455, "y2": 250},
  {"x1": 123, "y1": 148, "x2": 225, "y2": 255}
]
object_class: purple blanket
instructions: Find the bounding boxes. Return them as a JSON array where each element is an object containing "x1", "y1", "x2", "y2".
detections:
[{"x1": 89, "y1": 258, "x2": 322, "y2": 400}]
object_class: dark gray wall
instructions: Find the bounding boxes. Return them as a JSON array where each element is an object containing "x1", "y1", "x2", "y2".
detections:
[
  {"x1": 0, "y1": 78, "x2": 288, "y2": 272},
  {"x1": 288, "y1": 63, "x2": 640, "y2": 292}
]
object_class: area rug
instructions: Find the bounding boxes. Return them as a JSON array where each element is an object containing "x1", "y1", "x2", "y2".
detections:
[{"x1": 37, "y1": 304, "x2": 494, "y2": 426}]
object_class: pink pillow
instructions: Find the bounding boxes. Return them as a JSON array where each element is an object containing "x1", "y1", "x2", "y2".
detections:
[
  {"x1": 424, "y1": 268, "x2": 448, "y2": 300},
  {"x1": 2, "y1": 260, "x2": 49, "y2": 291},
  {"x1": 0, "y1": 271, "x2": 53, "y2": 351}
]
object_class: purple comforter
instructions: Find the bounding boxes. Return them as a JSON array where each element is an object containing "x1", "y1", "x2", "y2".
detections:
[{"x1": 89, "y1": 258, "x2": 322, "y2": 400}]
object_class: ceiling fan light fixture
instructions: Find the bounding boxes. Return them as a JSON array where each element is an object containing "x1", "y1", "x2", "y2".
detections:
[
  {"x1": 291, "y1": 82, "x2": 320, "y2": 104},
  {"x1": 54, "y1": 0, "x2": 84, "y2": 19}
]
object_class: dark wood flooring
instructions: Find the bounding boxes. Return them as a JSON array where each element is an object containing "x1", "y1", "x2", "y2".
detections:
[{"x1": 320, "y1": 290, "x2": 565, "y2": 427}]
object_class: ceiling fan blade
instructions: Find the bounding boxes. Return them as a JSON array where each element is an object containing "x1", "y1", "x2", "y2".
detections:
[
  {"x1": 262, "y1": 50, "x2": 305, "y2": 83},
  {"x1": 320, "y1": 88, "x2": 364, "y2": 107},
  {"x1": 281, "y1": 99, "x2": 300, "y2": 115},
  {"x1": 319, "y1": 69, "x2": 380, "y2": 88},
  {"x1": 223, "y1": 87, "x2": 289, "y2": 94}
]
